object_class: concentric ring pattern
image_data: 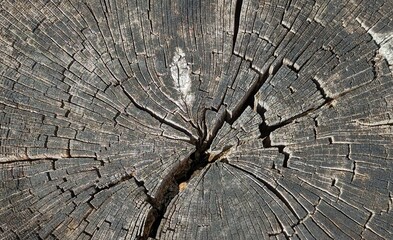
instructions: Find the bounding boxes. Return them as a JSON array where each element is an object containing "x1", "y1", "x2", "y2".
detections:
[{"x1": 0, "y1": 0, "x2": 392, "y2": 239}]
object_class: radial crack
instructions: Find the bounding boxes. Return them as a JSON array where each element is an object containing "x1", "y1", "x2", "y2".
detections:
[
  {"x1": 233, "y1": 0, "x2": 243, "y2": 51},
  {"x1": 227, "y1": 162, "x2": 299, "y2": 220},
  {"x1": 311, "y1": 77, "x2": 333, "y2": 102},
  {"x1": 119, "y1": 84, "x2": 198, "y2": 144},
  {"x1": 139, "y1": 150, "x2": 210, "y2": 239}
]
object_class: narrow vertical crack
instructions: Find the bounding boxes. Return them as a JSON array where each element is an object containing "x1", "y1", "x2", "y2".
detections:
[
  {"x1": 350, "y1": 161, "x2": 357, "y2": 183},
  {"x1": 311, "y1": 78, "x2": 333, "y2": 102},
  {"x1": 233, "y1": 0, "x2": 243, "y2": 51}
]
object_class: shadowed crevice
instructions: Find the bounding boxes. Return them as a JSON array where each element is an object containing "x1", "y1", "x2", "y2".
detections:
[
  {"x1": 139, "y1": 148, "x2": 210, "y2": 240},
  {"x1": 233, "y1": 0, "x2": 243, "y2": 51}
]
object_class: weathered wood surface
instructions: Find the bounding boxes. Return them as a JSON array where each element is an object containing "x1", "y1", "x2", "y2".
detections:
[{"x1": 0, "y1": 0, "x2": 392, "y2": 239}]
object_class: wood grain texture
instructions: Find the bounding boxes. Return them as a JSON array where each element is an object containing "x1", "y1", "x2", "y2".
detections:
[{"x1": 0, "y1": 0, "x2": 392, "y2": 239}]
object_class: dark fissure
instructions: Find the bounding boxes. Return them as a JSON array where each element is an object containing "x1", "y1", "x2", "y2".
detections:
[
  {"x1": 233, "y1": 0, "x2": 243, "y2": 51},
  {"x1": 140, "y1": 90, "x2": 295, "y2": 239},
  {"x1": 139, "y1": 2, "x2": 302, "y2": 237},
  {"x1": 140, "y1": 140, "x2": 211, "y2": 239}
]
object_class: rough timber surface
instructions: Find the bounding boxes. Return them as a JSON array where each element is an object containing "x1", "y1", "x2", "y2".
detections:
[{"x1": 0, "y1": 0, "x2": 393, "y2": 239}]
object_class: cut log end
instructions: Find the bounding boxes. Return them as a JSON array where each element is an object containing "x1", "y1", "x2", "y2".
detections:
[{"x1": 1, "y1": 0, "x2": 393, "y2": 239}]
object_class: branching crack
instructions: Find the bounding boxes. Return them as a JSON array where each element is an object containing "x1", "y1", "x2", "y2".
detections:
[
  {"x1": 202, "y1": 55, "x2": 285, "y2": 154},
  {"x1": 115, "y1": 2, "x2": 364, "y2": 238},
  {"x1": 200, "y1": 63, "x2": 274, "y2": 152},
  {"x1": 360, "y1": 210, "x2": 375, "y2": 237},
  {"x1": 350, "y1": 160, "x2": 357, "y2": 183},
  {"x1": 119, "y1": 84, "x2": 198, "y2": 144},
  {"x1": 291, "y1": 197, "x2": 322, "y2": 229},
  {"x1": 257, "y1": 106, "x2": 292, "y2": 168}
]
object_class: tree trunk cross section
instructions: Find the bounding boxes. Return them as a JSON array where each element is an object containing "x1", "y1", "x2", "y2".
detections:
[{"x1": 0, "y1": 0, "x2": 392, "y2": 239}]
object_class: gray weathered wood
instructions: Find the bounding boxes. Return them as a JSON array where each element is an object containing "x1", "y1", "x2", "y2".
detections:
[{"x1": 1, "y1": 0, "x2": 393, "y2": 239}]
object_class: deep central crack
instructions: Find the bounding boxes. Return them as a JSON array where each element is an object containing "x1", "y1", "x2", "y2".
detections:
[
  {"x1": 140, "y1": 94, "x2": 288, "y2": 240},
  {"x1": 139, "y1": 2, "x2": 305, "y2": 238},
  {"x1": 139, "y1": 54, "x2": 329, "y2": 238},
  {"x1": 139, "y1": 55, "x2": 287, "y2": 240},
  {"x1": 139, "y1": 142, "x2": 211, "y2": 240},
  {"x1": 139, "y1": 102, "x2": 298, "y2": 239}
]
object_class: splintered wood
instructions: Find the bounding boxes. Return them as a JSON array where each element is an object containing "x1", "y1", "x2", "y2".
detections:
[{"x1": 0, "y1": 0, "x2": 392, "y2": 239}]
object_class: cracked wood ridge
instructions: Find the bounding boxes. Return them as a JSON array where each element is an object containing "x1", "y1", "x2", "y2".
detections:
[{"x1": 0, "y1": 0, "x2": 393, "y2": 239}]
